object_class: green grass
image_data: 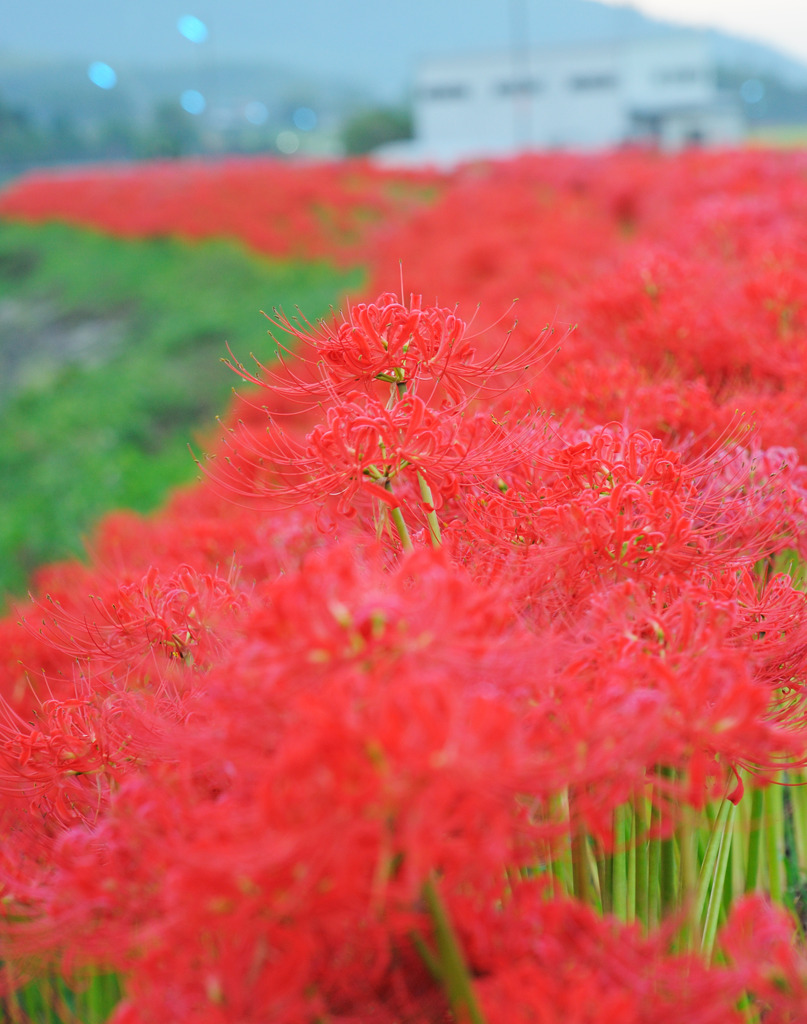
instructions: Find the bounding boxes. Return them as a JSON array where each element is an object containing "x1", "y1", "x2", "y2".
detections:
[
  {"x1": 748, "y1": 124, "x2": 807, "y2": 148},
  {"x1": 0, "y1": 219, "x2": 363, "y2": 602}
]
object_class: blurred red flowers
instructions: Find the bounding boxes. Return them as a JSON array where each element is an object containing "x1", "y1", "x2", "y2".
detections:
[{"x1": 3, "y1": 150, "x2": 807, "y2": 1020}]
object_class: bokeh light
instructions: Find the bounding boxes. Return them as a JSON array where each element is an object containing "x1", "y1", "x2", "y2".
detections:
[
  {"x1": 181, "y1": 89, "x2": 206, "y2": 115},
  {"x1": 740, "y1": 78, "x2": 765, "y2": 103},
  {"x1": 276, "y1": 130, "x2": 299, "y2": 154},
  {"x1": 87, "y1": 62, "x2": 117, "y2": 90},
  {"x1": 177, "y1": 15, "x2": 209, "y2": 43},
  {"x1": 245, "y1": 101, "x2": 269, "y2": 125},
  {"x1": 292, "y1": 106, "x2": 317, "y2": 132}
]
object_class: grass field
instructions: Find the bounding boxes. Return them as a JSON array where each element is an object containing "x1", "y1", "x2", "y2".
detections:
[
  {"x1": 748, "y1": 123, "x2": 807, "y2": 147},
  {"x1": 0, "y1": 219, "x2": 362, "y2": 601}
]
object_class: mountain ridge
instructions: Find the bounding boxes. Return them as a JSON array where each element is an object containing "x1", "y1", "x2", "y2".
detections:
[{"x1": 2, "y1": 0, "x2": 806, "y2": 105}]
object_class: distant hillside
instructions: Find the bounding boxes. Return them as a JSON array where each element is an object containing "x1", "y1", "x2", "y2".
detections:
[{"x1": 2, "y1": 0, "x2": 806, "y2": 104}]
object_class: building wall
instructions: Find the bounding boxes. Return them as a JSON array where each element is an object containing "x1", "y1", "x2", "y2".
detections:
[{"x1": 410, "y1": 33, "x2": 742, "y2": 159}]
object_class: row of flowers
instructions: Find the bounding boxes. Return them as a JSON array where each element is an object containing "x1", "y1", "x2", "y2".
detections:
[
  {"x1": 0, "y1": 157, "x2": 443, "y2": 266},
  {"x1": 7, "y1": 150, "x2": 806, "y2": 453},
  {"x1": 3, "y1": 150, "x2": 807, "y2": 1020}
]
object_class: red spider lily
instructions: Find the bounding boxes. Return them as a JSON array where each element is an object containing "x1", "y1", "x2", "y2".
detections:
[
  {"x1": 0, "y1": 158, "x2": 446, "y2": 265},
  {"x1": 239, "y1": 544, "x2": 521, "y2": 679},
  {"x1": 471, "y1": 888, "x2": 807, "y2": 1024},
  {"x1": 205, "y1": 390, "x2": 519, "y2": 527},
  {"x1": 0, "y1": 693, "x2": 113, "y2": 832},
  {"x1": 0, "y1": 567, "x2": 246, "y2": 840},
  {"x1": 729, "y1": 570, "x2": 807, "y2": 701},
  {"x1": 459, "y1": 423, "x2": 768, "y2": 626},
  {"x1": 541, "y1": 572, "x2": 807, "y2": 829},
  {"x1": 718, "y1": 897, "x2": 807, "y2": 1021},
  {"x1": 0, "y1": 656, "x2": 203, "y2": 839},
  {"x1": 707, "y1": 443, "x2": 807, "y2": 559},
  {"x1": 11, "y1": 535, "x2": 803, "y2": 1020},
  {"x1": 226, "y1": 291, "x2": 561, "y2": 409},
  {"x1": 24, "y1": 565, "x2": 245, "y2": 678},
  {"x1": 0, "y1": 692, "x2": 135, "y2": 834},
  {"x1": 0, "y1": 548, "x2": 550, "y2": 1014}
]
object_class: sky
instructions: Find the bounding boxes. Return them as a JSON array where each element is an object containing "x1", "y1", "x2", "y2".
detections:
[
  {"x1": 5, "y1": 2, "x2": 806, "y2": 67},
  {"x1": 601, "y1": 0, "x2": 807, "y2": 64},
  {"x1": 2, "y1": 1, "x2": 806, "y2": 106}
]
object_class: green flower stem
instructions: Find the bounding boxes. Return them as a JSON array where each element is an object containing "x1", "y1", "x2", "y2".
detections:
[
  {"x1": 570, "y1": 827, "x2": 591, "y2": 905},
  {"x1": 389, "y1": 505, "x2": 414, "y2": 551},
  {"x1": 84, "y1": 971, "x2": 114, "y2": 1024},
  {"x1": 744, "y1": 786, "x2": 764, "y2": 893},
  {"x1": 553, "y1": 855, "x2": 570, "y2": 898},
  {"x1": 365, "y1": 468, "x2": 414, "y2": 552},
  {"x1": 648, "y1": 826, "x2": 661, "y2": 929},
  {"x1": 626, "y1": 806, "x2": 638, "y2": 925},
  {"x1": 731, "y1": 791, "x2": 749, "y2": 898},
  {"x1": 549, "y1": 790, "x2": 572, "y2": 898},
  {"x1": 659, "y1": 830, "x2": 677, "y2": 917},
  {"x1": 4, "y1": 971, "x2": 25, "y2": 1024},
  {"x1": 634, "y1": 796, "x2": 650, "y2": 929},
  {"x1": 701, "y1": 800, "x2": 737, "y2": 961},
  {"x1": 655, "y1": 769, "x2": 678, "y2": 918},
  {"x1": 417, "y1": 472, "x2": 442, "y2": 547},
  {"x1": 568, "y1": 788, "x2": 593, "y2": 905},
  {"x1": 422, "y1": 874, "x2": 487, "y2": 1024},
  {"x1": 782, "y1": 789, "x2": 801, "y2": 907},
  {"x1": 677, "y1": 806, "x2": 698, "y2": 950},
  {"x1": 599, "y1": 853, "x2": 611, "y2": 915},
  {"x1": 737, "y1": 994, "x2": 759, "y2": 1024},
  {"x1": 764, "y1": 784, "x2": 785, "y2": 904},
  {"x1": 410, "y1": 930, "x2": 443, "y2": 984},
  {"x1": 568, "y1": 790, "x2": 596, "y2": 908},
  {"x1": 52, "y1": 978, "x2": 76, "y2": 1024},
  {"x1": 612, "y1": 805, "x2": 629, "y2": 922},
  {"x1": 721, "y1": 843, "x2": 734, "y2": 919},
  {"x1": 587, "y1": 839, "x2": 603, "y2": 906},
  {"x1": 787, "y1": 769, "x2": 807, "y2": 877},
  {"x1": 8, "y1": 989, "x2": 27, "y2": 1024},
  {"x1": 695, "y1": 797, "x2": 731, "y2": 928}
]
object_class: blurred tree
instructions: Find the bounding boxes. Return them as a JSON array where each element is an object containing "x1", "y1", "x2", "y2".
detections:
[
  {"x1": 0, "y1": 95, "x2": 29, "y2": 134},
  {"x1": 0, "y1": 95, "x2": 41, "y2": 170},
  {"x1": 340, "y1": 106, "x2": 413, "y2": 155},
  {"x1": 47, "y1": 111, "x2": 86, "y2": 161},
  {"x1": 139, "y1": 102, "x2": 201, "y2": 158},
  {"x1": 97, "y1": 117, "x2": 140, "y2": 159}
]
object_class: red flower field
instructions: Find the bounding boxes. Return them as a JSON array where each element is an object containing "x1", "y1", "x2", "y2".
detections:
[{"x1": 3, "y1": 149, "x2": 807, "y2": 1021}]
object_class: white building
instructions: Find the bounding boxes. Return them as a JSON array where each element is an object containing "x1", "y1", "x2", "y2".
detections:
[{"x1": 379, "y1": 33, "x2": 745, "y2": 165}]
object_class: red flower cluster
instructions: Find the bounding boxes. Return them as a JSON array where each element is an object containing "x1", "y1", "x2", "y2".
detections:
[
  {"x1": 0, "y1": 158, "x2": 443, "y2": 265},
  {"x1": 3, "y1": 150, "x2": 807, "y2": 1020}
]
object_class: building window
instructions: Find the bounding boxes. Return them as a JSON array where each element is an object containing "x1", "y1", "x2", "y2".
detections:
[
  {"x1": 418, "y1": 84, "x2": 469, "y2": 102},
  {"x1": 496, "y1": 79, "x2": 543, "y2": 96},
  {"x1": 569, "y1": 74, "x2": 617, "y2": 91}
]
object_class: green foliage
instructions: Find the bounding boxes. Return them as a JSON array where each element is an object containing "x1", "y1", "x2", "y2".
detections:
[
  {"x1": 5, "y1": 971, "x2": 122, "y2": 1024},
  {"x1": 138, "y1": 101, "x2": 202, "y2": 159},
  {"x1": 341, "y1": 106, "x2": 413, "y2": 155},
  {"x1": 0, "y1": 87, "x2": 203, "y2": 177},
  {"x1": 0, "y1": 219, "x2": 363, "y2": 602}
]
